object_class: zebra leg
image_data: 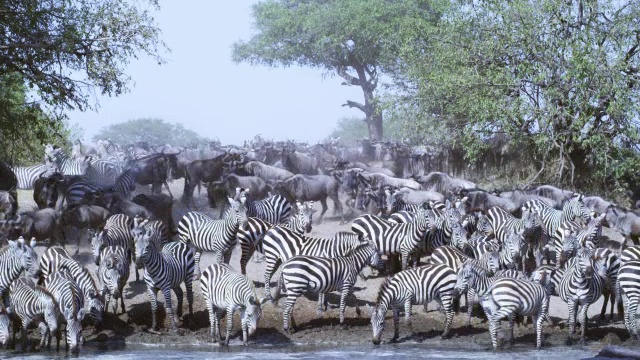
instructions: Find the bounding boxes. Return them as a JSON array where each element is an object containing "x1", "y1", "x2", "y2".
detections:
[
  {"x1": 185, "y1": 275, "x2": 194, "y2": 316},
  {"x1": 567, "y1": 301, "x2": 577, "y2": 335},
  {"x1": 600, "y1": 291, "x2": 609, "y2": 321},
  {"x1": 282, "y1": 294, "x2": 299, "y2": 333},
  {"x1": 214, "y1": 308, "x2": 223, "y2": 343},
  {"x1": 205, "y1": 300, "x2": 216, "y2": 340},
  {"x1": 173, "y1": 286, "x2": 184, "y2": 318},
  {"x1": 263, "y1": 258, "x2": 281, "y2": 302},
  {"x1": 579, "y1": 304, "x2": 590, "y2": 344},
  {"x1": 488, "y1": 319, "x2": 499, "y2": 349},
  {"x1": 240, "y1": 246, "x2": 255, "y2": 274},
  {"x1": 401, "y1": 250, "x2": 410, "y2": 271},
  {"x1": 147, "y1": 287, "x2": 160, "y2": 331},
  {"x1": 120, "y1": 294, "x2": 127, "y2": 315},
  {"x1": 467, "y1": 288, "x2": 477, "y2": 326},
  {"x1": 534, "y1": 314, "x2": 544, "y2": 349},
  {"x1": 223, "y1": 248, "x2": 233, "y2": 264},
  {"x1": 391, "y1": 309, "x2": 400, "y2": 342},
  {"x1": 162, "y1": 287, "x2": 178, "y2": 333},
  {"x1": 404, "y1": 299, "x2": 413, "y2": 334},
  {"x1": 194, "y1": 251, "x2": 203, "y2": 275},
  {"x1": 508, "y1": 315, "x2": 515, "y2": 344},
  {"x1": 20, "y1": 323, "x2": 29, "y2": 352},
  {"x1": 316, "y1": 294, "x2": 324, "y2": 318},
  {"x1": 339, "y1": 284, "x2": 351, "y2": 326},
  {"x1": 223, "y1": 306, "x2": 235, "y2": 346},
  {"x1": 441, "y1": 296, "x2": 454, "y2": 339},
  {"x1": 630, "y1": 299, "x2": 639, "y2": 339}
]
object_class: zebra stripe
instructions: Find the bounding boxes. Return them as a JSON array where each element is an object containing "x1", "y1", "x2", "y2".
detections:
[
  {"x1": 91, "y1": 214, "x2": 136, "y2": 281},
  {"x1": 135, "y1": 231, "x2": 195, "y2": 332},
  {"x1": 430, "y1": 245, "x2": 499, "y2": 274},
  {"x1": 177, "y1": 198, "x2": 248, "y2": 271},
  {"x1": 97, "y1": 245, "x2": 130, "y2": 315},
  {"x1": 0, "y1": 237, "x2": 38, "y2": 297},
  {"x1": 43, "y1": 271, "x2": 84, "y2": 352},
  {"x1": 480, "y1": 276, "x2": 552, "y2": 349},
  {"x1": 261, "y1": 227, "x2": 362, "y2": 301},
  {"x1": 593, "y1": 248, "x2": 621, "y2": 321},
  {"x1": 620, "y1": 245, "x2": 640, "y2": 263},
  {"x1": 85, "y1": 159, "x2": 120, "y2": 185},
  {"x1": 370, "y1": 264, "x2": 457, "y2": 344},
  {"x1": 199, "y1": 263, "x2": 265, "y2": 345},
  {"x1": 238, "y1": 202, "x2": 314, "y2": 275},
  {"x1": 278, "y1": 242, "x2": 382, "y2": 331},
  {"x1": 0, "y1": 307, "x2": 10, "y2": 348},
  {"x1": 9, "y1": 277, "x2": 60, "y2": 351},
  {"x1": 46, "y1": 148, "x2": 89, "y2": 176},
  {"x1": 240, "y1": 192, "x2": 293, "y2": 225},
  {"x1": 12, "y1": 164, "x2": 50, "y2": 190},
  {"x1": 523, "y1": 194, "x2": 591, "y2": 249},
  {"x1": 64, "y1": 168, "x2": 137, "y2": 206},
  {"x1": 617, "y1": 260, "x2": 640, "y2": 339}
]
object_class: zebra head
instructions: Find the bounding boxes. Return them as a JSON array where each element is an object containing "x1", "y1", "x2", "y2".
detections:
[
  {"x1": 450, "y1": 221, "x2": 469, "y2": 251},
  {"x1": 0, "y1": 307, "x2": 12, "y2": 349},
  {"x1": 578, "y1": 213, "x2": 605, "y2": 249},
  {"x1": 559, "y1": 229, "x2": 579, "y2": 267},
  {"x1": 453, "y1": 261, "x2": 474, "y2": 296},
  {"x1": 228, "y1": 197, "x2": 248, "y2": 231},
  {"x1": 563, "y1": 194, "x2": 591, "y2": 223},
  {"x1": 476, "y1": 214, "x2": 493, "y2": 236},
  {"x1": 570, "y1": 247, "x2": 596, "y2": 280},
  {"x1": 502, "y1": 229, "x2": 525, "y2": 269},
  {"x1": 370, "y1": 304, "x2": 386, "y2": 345},
  {"x1": 90, "y1": 229, "x2": 107, "y2": 265},
  {"x1": 294, "y1": 200, "x2": 315, "y2": 233},
  {"x1": 101, "y1": 254, "x2": 125, "y2": 307},
  {"x1": 86, "y1": 288, "x2": 105, "y2": 325},
  {"x1": 10, "y1": 237, "x2": 38, "y2": 278},
  {"x1": 481, "y1": 251, "x2": 500, "y2": 275},
  {"x1": 240, "y1": 296, "x2": 267, "y2": 345},
  {"x1": 63, "y1": 307, "x2": 85, "y2": 353}
]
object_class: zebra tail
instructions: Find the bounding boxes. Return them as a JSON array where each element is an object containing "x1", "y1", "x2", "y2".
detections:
[
  {"x1": 272, "y1": 267, "x2": 284, "y2": 304},
  {"x1": 615, "y1": 278, "x2": 624, "y2": 317}
]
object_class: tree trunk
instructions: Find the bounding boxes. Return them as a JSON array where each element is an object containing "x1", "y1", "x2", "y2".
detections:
[{"x1": 367, "y1": 112, "x2": 383, "y2": 141}]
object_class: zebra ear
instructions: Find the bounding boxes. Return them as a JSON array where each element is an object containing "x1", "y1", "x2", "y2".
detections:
[
  {"x1": 258, "y1": 297, "x2": 268, "y2": 305},
  {"x1": 29, "y1": 237, "x2": 36, "y2": 248},
  {"x1": 227, "y1": 197, "x2": 235, "y2": 205},
  {"x1": 63, "y1": 308, "x2": 72, "y2": 320},
  {"x1": 77, "y1": 308, "x2": 86, "y2": 321}
]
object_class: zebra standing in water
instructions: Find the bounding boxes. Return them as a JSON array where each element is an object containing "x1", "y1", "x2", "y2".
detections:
[
  {"x1": 277, "y1": 242, "x2": 383, "y2": 332},
  {"x1": 38, "y1": 247, "x2": 104, "y2": 325},
  {"x1": 199, "y1": 263, "x2": 266, "y2": 345},
  {"x1": 480, "y1": 273, "x2": 553, "y2": 349},
  {"x1": 135, "y1": 224, "x2": 195, "y2": 333},
  {"x1": 617, "y1": 260, "x2": 640, "y2": 339},
  {"x1": 43, "y1": 271, "x2": 85, "y2": 353},
  {"x1": 91, "y1": 214, "x2": 136, "y2": 280},
  {"x1": 370, "y1": 264, "x2": 458, "y2": 344},
  {"x1": 239, "y1": 190, "x2": 292, "y2": 224},
  {"x1": 237, "y1": 201, "x2": 314, "y2": 275},
  {"x1": 9, "y1": 277, "x2": 60, "y2": 352},
  {"x1": 0, "y1": 237, "x2": 39, "y2": 297},
  {"x1": 177, "y1": 197, "x2": 248, "y2": 272},
  {"x1": 558, "y1": 247, "x2": 608, "y2": 343},
  {"x1": 261, "y1": 227, "x2": 363, "y2": 301},
  {"x1": 97, "y1": 245, "x2": 130, "y2": 314},
  {"x1": 12, "y1": 164, "x2": 52, "y2": 190}
]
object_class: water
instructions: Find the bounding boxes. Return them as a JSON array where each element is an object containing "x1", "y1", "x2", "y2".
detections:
[{"x1": 0, "y1": 344, "x2": 599, "y2": 360}]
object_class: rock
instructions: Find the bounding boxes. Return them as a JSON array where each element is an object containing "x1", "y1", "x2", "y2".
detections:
[
  {"x1": 596, "y1": 345, "x2": 640, "y2": 359},
  {"x1": 602, "y1": 332, "x2": 622, "y2": 346}
]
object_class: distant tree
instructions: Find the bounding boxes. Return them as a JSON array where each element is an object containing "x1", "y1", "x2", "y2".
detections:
[
  {"x1": 92, "y1": 118, "x2": 207, "y2": 147},
  {"x1": 327, "y1": 115, "x2": 410, "y2": 145},
  {"x1": 232, "y1": 0, "x2": 441, "y2": 141}
]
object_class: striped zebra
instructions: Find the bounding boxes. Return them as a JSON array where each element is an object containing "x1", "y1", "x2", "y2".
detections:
[
  {"x1": 237, "y1": 201, "x2": 314, "y2": 275},
  {"x1": 351, "y1": 209, "x2": 430, "y2": 271},
  {"x1": 592, "y1": 248, "x2": 621, "y2": 321},
  {"x1": 37, "y1": 246, "x2": 105, "y2": 325},
  {"x1": 480, "y1": 274, "x2": 553, "y2": 349},
  {"x1": 558, "y1": 247, "x2": 608, "y2": 342},
  {"x1": 12, "y1": 164, "x2": 51, "y2": 190},
  {"x1": 199, "y1": 263, "x2": 266, "y2": 345},
  {"x1": 430, "y1": 245, "x2": 500, "y2": 274},
  {"x1": 466, "y1": 233, "x2": 500, "y2": 258},
  {"x1": 132, "y1": 217, "x2": 171, "y2": 246},
  {"x1": 9, "y1": 277, "x2": 60, "y2": 351},
  {"x1": 620, "y1": 245, "x2": 640, "y2": 263},
  {"x1": 135, "y1": 228, "x2": 195, "y2": 333},
  {"x1": 554, "y1": 213, "x2": 605, "y2": 266},
  {"x1": 84, "y1": 158, "x2": 120, "y2": 185},
  {"x1": 0, "y1": 237, "x2": 38, "y2": 298},
  {"x1": 91, "y1": 213, "x2": 137, "y2": 281},
  {"x1": 97, "y1": 245, "x2": 130, "y2": 314},
  {"x1": 277, "y1": 242, "x2": 382, "y2": 332},
  {"x1": 46, "y1": 147, "x2": 90, "y2": 176},
  {"x1": 370, "y1": 264, "x2": 457, "y2": 344},
  {"x1": 262, "y1": 227, "x2": 363, "y2": 301},
  {"x1": 43, "y1": 271, "x2": 85, "y2": 353},
  {"x1": 0, "y1": 306, "x2": 10, "y2": 348},
  {"x1": 487, "y1": 206, "x2": 545, "y2": 268},
  {"x1": 617, "y1": 260, "x2": 640, "y2": 339},
  {"x1": 454, "y1": 261, "x2": 526, "y2": 325},
  {"x1": 240, "y1": 191, "x2": 293, "y2": 225},
  {"x1": 530, "y1": 264, "x2": 564, "y2": 297},
  {"x1": 177, "y1": 197, "x2": 248, "y2": 272},
  {"x1": 63, "y1": 168, "x2": 137, "y2": 206},
  {"x1": 498, "y1": 229, "x2": 527, "y2": 270}
]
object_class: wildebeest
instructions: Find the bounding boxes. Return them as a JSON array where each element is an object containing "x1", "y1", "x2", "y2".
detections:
[
  {"x1": 131, "y1": 193, "x2": 176, "y2": 233},
  {"x1": 414, "y1": 172, "x2": 476, "y2": 195},
  {"x1": 496, "y1": 189, "x2": 556, "y2": 209},
  {"x1": 526, "y1": 184, "x2": 573, "y2": 204},
  {"x1": 33, "y1": 172, "x2": 66, "y2": 209},
  {"x1": 206, "y1": 174, "x2": 271, "y2": 216},
  {"x1": 61, "y1": 205, "x2": 111, "y2": 254},
  {"x1": 358, "y1": 172, "x2": 421, "y2": 190},
  {"x1": 605, "y1": 205, "x2": 640, "y2": 245},
  {"x1": 127, "y1": 152, "x2": 178, "y2": 197},
  {"x1": 91, "y1": 192, "x2": 153, "y2": 221},
  {"x1": 182, "y1": 153, "x2": 243, "y2": 204},
  {"x1": 243, "y1": 161, "x2": 294, "y2": 183},
  {"x1": 0, "y1": 190, "x2": 17, "y2": 220},
  {"x1": 13, "y1": 209, "x2": 64, "y2": 247},
  {"x1": 583, "y1": 196, "x2": 612, "y2": 216},
  {"x1": 280, "y1": 147, "x2": 320, "y2": 175},
  {"x1": 462, "y1": 189, "x2": 518, "y2": 214},
  {"x1": 391, "y1": 187, "x2": 445, "y2": 205},
  {"x1": 274, "y1": 174, "x2": 344, "y2": 224},
  {"x1": 0, "y1": 162, "x2": 17, "y2": 191}
]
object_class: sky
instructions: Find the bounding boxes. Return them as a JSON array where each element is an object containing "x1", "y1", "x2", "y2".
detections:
[{"x1": 66, "y1": 1, "x2": 364, "y2": 145}]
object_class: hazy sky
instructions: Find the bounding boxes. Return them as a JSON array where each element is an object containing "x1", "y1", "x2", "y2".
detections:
[{"x1": 67, "y1": 1, "x2": 363, "y2": 145}]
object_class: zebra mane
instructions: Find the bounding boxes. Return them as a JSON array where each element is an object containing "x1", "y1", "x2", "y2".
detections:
[{"x1": 375, "y1": 277, "x2": 393, "y2": 305}]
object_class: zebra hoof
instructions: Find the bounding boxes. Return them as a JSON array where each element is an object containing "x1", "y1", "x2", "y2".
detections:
[{"x1": 340, "y1": 323, "x2": 348, "y2": 330}]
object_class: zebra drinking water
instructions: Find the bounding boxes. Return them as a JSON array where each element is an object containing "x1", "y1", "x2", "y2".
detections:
[
  {"x1": 43, "y1": 271, "x2": 85, "y2": 353},
  {"x1": 97, "y1": 245, "x2": 130, "y2": 314}
]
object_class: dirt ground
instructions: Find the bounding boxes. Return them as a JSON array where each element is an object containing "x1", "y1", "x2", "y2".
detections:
[{"x1": 13, "y1": 179, "x2": 640, "y2": 352}]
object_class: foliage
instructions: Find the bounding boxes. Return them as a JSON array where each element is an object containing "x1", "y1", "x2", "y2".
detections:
[
  {"x1": 327, "y1": 115, "x2": 411, "y2": 145},
  {"x1": 232, "y1": 0, "x2": 443, "y2": 140},
  {"x1": 0, "y1": 73, "x2": 70, "y2": 165},
  {"x1": 394, "y1": 0, "x2": 640, "y2": 192},
  {"x1": 92, "y1": 118, "x2": 208, "y2": 147}
]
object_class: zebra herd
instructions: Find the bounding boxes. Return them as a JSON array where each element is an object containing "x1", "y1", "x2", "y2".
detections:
[{"x1": 2, "y1": 146, "x2": 640, "y2": 353}]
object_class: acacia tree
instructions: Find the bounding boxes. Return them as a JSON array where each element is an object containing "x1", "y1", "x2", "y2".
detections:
[
  {"x1": 232, "y1": 0, "x2": 441, "y2": 141},
  {"x1": 93, "y1": 118, "x2": 207, "y2": 147},
  {"x1": 397, "y1": 0, "x2": 640, "y2": 192}
]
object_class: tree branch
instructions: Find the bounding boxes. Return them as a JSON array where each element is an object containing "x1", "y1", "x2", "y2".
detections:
[
  {"x1": 342, "y1": 100, "x2": 367, "y2": 113},
  {"x1": 337, "y1": 65, "x2": 361, "y2": 86}
]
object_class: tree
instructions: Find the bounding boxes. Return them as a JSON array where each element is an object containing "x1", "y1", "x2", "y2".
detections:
[
  {"x1": 0, "y1": 0, "x2": 166, "y2": 112},
  {"x1": 327, "y1": 115, "x2": 411, "y2": 144},
  {"x1": 232, "y1": 0, "x2": 442, "y2": 141},
  {"x1": 93, "y1": 118, "x2": 208, "y2": 147},
  {"x1": 395, "y1": 0, "x2": 640, "y2": 192}
]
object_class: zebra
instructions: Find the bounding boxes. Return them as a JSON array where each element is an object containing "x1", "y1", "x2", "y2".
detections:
[
  {"x1": 530, "y1": 264, "x2": 564, "y2": 297},
  {"x1": 9, "y1": 277, "x2": 60, "y2": 352},
  {"x1": 466, "y1": 233, "x2": 500, "y2": 258},
  {"x1": 351, "y1": 209, "x2": 430, "y2": 271},
  {"x1": 177, "y1": 197, "x2": 248, "y2": 272},
  {"x1": 12, "y1": 164, "x2": 52, "y2": 190},
  {"x1": 0, "y1": 237, "x2": 38, "y2": 299},
  {"x1": 479, "y1": 274, "x2": 553, "y2": 349},
  {"x1": 498, "y1": 229, "x2": 527, "y2": 270},
  {"x1": 237, "y1": 201, "x2": 314, "y2": 275},
  {"x1": 430, "y1": 245, "x2": 500, "y2": 274},
  {"x1": 84, "y1": 158, "x2": 120, "y2": 185},
  {"x1": 453, "y1": 261, "x2": 527, "y2": 325},
  {"x1": 592, "y1": 248, "x2": 621, "y2": 321},
  {"x1": 554, "y1": 213, "x2": 605, "y2": 266},
  {"x1": 199, "y1": 263, "x2": 266, "y2": 345},
  {"x1": 558, "y1": 247, "x2": 608, "y2": 343},
  {"x1": 45, "y1": 147, "x2": 90, "y2": 176},
  {"x1": 239, "y1": 191, "x2": 293, "y2": 225},
  {"x1": 620, "y1": 245, "x2": 640, "y2": 263},
  {"x1": 37, "y1": 246, "x2": 105, "y2": 325},
  {"x1": 370, "y1": 263, "x2": 457, "y2": 344},
  {"x1": 97, "y1": 245, "x2": 130, "y2": 314},
  {"x1": 261, "y1": 227, "x2": 363, "y2": 301},
  {"x1": 617, "y1": 260, "x2": 640, "y2": 339},
  {"x1": 135, "y1": 226, "x2": 195, "y2": 333},
  {"x1": 91, "y1": 213, "x2": 137, "y2": 280},
  {"x1": 43, "y1": 271, "x2": 85, "y2": 353},
  {"x1": 63, "y1": 168, "x2": 137, "y2": 206},
  {"x1": 487, "y1": 206, "x2": 545, "y2": 268},
  {"x1": 277, "y1": 242, "x2": 383, "y2": 332},
  {"x1": 0, "y1": 306, "x2": 11, "y2": 348},
  {"x1": 132, "y1": 217, "x2": 171, "y2": 247}
]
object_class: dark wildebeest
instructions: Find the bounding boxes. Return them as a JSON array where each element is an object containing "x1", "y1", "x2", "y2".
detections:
[
  {"x1": 182, "y1": 153, "x2": 243, "y2": 205},
  {"x1": 414, "y1": 172, "x2": 476, "y2": 195},
  {"x1": 0, "y1": 162, "x2": 17, "y2": 209},
  {"x1": 131, "y1": 193, "x2": 176, "y2": 233},
  {"x1": 90, "y1": 191, "x2": 153, "y2": 221},
  {"x1": 280, "y1": 147, "x2": 320, "y2": 175},
  {"x1": 0, "y1": 190, "x2": 17, "y2": 220},
  {"x1": 525, "y1": 185, "x2": 573, "y2": 205},
  {"x1": 206, "y1": 174, "x2": 271, "y2": 217},
  {"x1": 128, "y1": 151, "x2": 180, "y2": 197},
  {"x1": 605, "y1": 205, "x2": 640, "y2": 246},
  {"x1": 462, "y1": 189, "x2": 519, "y2": 214},
  {"x1": 496, "y1": 189, "x2": 556, "y2": 209},
  {"x1": 357, "y1": 172, "x2": 421, "y2": 190},
  {"x1": 12, "y1": 209, "x2": 64, "y2": 247},
  {"x1": 33, "y1": 172, "x2": 66, "y2": 209},
  {"x1": 243, "y1": 161, "x2": 294, "y2": 183},
  {"x1": 61, "y1": 205, "x2": 111, "y2": 254},
  {"x1": 274, "y1": 174, "x2": 344, "y2": 224}
]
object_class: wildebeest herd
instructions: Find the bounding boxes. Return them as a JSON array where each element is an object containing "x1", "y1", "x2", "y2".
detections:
[{"x1": 0, "y1": 137, "x2": 639, "y2": 353}]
